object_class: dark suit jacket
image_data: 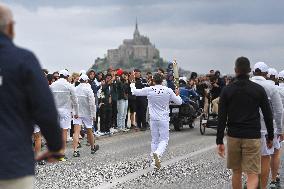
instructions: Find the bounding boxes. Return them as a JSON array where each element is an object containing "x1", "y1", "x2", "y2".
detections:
[{"x1": 0, "y1": 33, "x2": 62, "y2": 179}]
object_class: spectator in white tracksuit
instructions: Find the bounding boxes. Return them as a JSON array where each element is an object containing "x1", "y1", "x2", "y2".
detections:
[
  {"x1": 130, "y1": 73, "x2": 182, "y2": 169},
  {"x1": 73, "y1": 74, "x2": 99, "y2": 156},
  {"x1": 278, "y1": 71, "x2": 284, "y2": 136},
  {"x1": 266, "y1": 68, "x2": 284, "y2": 186},
  {"x1": 278, "y1": 70, "x2": 284, "y2": 101},
  {"x1": 50, "y1": 70, "x2": 79, "y2": 158},
  {"x1": 251, "y1": 62, "x2": 283, "y2": 189}
]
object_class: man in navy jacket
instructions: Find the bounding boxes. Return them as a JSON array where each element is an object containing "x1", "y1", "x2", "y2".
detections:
[{"x1": 0, "y1": 4, "x2": 62, "y2": 188}]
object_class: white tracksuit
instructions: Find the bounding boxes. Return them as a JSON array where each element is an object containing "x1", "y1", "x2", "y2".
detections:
[
  {"x1": 50, "y1": 78, "x2": 79, "y2": 129},
  {"x1": 73, "y1": 83, "x2": 96, "y2": 129},
  {"x1": 277, "y1": 83, "x2": 284, "y2": 147},
  {"x1": 251, "y1": 76, "x2": 283, "y2": 155},
  {"x1": 279, "y1": 83, "x2": 284, "y2": 106},
  {"x1": 130, "y1": 83, "x2": 182, "y2": 157}
]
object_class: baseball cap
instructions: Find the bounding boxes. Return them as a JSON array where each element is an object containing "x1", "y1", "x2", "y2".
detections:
[
  {"x1": 253, "y1": 62, "x2": 269, "y2": 73},
  {"x1": 59, "y1": 69, "x2": 69, "y2": 77},
  {"x1": 116, "y1": 68, "x2": 123, "y2": 76},
  {"x1": 278, "y1": 70, "x2": 284, "y2": 78},
  {"x1": 267, "y1": 68, "x2": 278, "y2": 78},
  {"x1": 79, "y1": 74, "x2": 89, "y2": 81},
  {"x1": 179, "y1": 76, "x2": 187, "y2": 82}
]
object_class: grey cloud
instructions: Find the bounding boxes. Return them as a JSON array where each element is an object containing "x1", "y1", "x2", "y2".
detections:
[
  {"x1": 147, "y1": 24, "x2": 284, "y2": 50},
  {"x1": 2, "y1": 1, "x2": 284, "y2": 74},
  {"x1": 2, "y1": 0, "x2": 284, "y2": 26}
]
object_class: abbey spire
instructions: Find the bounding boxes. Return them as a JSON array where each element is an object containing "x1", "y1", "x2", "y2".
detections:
[{"x1": 134, "y1": 18, "x2": 140, "y2": 39}]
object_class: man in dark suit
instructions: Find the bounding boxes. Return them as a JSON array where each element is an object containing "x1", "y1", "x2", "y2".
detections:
[
  {"x1": 0, "y1": 4, "x2": 62, "y2": 188},
  {"x1": 134, "y1": 69, "x2": 148, "y2": 131}
]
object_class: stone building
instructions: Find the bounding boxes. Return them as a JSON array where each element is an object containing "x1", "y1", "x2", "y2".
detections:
[{"x1": 107, "y1": 20, "x2": 160, "y2": 66}]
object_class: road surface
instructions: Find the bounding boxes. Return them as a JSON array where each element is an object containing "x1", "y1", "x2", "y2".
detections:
[{"x1": 35, "y1": 123, "x2": 284, "y2": 189}]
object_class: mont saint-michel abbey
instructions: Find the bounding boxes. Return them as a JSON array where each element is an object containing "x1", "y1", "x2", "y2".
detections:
[{"x1": 106, "y1": 21, "x2": 160, "y2": 67}]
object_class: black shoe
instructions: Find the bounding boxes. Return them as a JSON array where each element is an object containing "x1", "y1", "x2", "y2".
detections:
[
  {"x1": 91, "y1": 144, "x2": 99, "y2": 154},
  {"x1": 73, "y1": 151, "x2": 80, "y2": 157},
  {"x1": 37, "y1": 160, "x2": 46, "y2": 166}
]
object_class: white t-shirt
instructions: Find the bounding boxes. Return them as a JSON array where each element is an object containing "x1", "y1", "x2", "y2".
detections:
[{"x1": 130, "y1": 84, "x2": 182, "y2": 121}]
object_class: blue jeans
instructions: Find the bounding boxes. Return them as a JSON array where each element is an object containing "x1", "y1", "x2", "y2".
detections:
[{"x1": 117, "y1": 99, "x2": 128, "y2": 129}]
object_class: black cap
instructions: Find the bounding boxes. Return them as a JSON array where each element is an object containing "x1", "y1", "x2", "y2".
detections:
[
  {"x1": 215, "y1": 70, "x2": 220, "y2": 75},
  {"x1": 190, "y1": 72, "x2": 197, "y2": 79}
]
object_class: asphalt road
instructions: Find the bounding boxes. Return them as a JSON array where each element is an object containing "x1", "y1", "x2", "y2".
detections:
[{"x1": 35, "y1": 123, "x2": 284, "y2": 189}]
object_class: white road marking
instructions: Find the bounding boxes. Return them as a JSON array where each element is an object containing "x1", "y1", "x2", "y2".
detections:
[{"x1": 95, "y1": 144, "x2": 216, "y2": 189}]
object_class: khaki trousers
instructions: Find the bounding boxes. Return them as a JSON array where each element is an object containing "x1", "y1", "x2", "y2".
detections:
[
  {"x1": 203, "y1": 97, "x2": 209, "y2": 115},
  {"x1": 212, "y1": 97, "x2": 220, "y2": 114},
  {"x1": 0, "y1": 176, "x2": 34, "y2": 189}
]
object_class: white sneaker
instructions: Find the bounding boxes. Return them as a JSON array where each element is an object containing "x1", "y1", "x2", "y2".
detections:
[
  {"x1": 97, "y1": 131, "x2": 105, "y2": 136},
  {"x1": 94, "y1": 131, "x2": 101, "y2": 137},
  {"x1": 153, "y1": 153, "x2": 161, "y2": 169},
  {"x1": 112, "y1": 128, "x2": 119, "y2": 133},
  {"x1": 110, "y1": 128, "x2": 119, "y2": 133},
  {"x1": 67, "y1": 137, "x2": 73, "y2": 142},
  {"x1": 149, "y1": 155, "x2": 155, "y2": 167}
]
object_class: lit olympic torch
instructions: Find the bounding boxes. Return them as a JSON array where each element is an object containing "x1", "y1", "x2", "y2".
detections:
[{"x1": 172, "y1": 59, "x2": 179, "y2": 89}]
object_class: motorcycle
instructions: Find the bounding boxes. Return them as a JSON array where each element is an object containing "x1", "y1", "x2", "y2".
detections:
[{"x1": 170, "y1": 94, "x2": 202, "y2": 131}]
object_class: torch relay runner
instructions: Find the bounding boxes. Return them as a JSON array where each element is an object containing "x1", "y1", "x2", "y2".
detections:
[{"x1": 130, "y1": 73, "x2": 182, "y2": 169}]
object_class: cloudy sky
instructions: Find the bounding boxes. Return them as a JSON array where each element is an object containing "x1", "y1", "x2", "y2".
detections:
[{"x1": 2, "y1": 0, "x2": 284, "y2": 74}]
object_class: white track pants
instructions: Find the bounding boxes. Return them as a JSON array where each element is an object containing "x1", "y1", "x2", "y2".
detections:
[{"x1": 150, "y1": 120, "x2": 169, "y2": 157}]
